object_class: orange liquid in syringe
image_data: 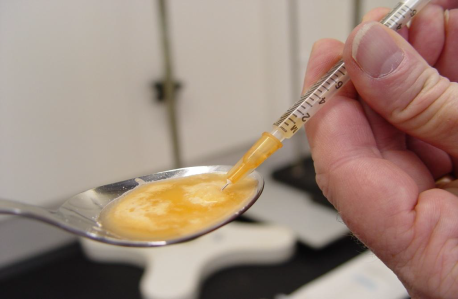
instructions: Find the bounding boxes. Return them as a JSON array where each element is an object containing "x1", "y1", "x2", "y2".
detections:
[{"x1": 98, "y1": 173, "x2": 257, "y2": 241}]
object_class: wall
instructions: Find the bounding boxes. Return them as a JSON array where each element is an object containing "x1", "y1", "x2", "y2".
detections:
[
  {"x1": 0, "y1": 0, "x2": 296, "y2": 207},
  {"x1": 0, "y1": 0, "x2": 402, "y2": 268},
  {"x1": 0, "y1": 0, "x2": 293, "y2": 267}
]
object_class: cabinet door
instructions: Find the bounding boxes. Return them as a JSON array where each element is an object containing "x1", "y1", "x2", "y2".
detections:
[
  {"x1": 0, "y1": 0, "x2": 171, "y2": 206},
  {"x1": 0, "y1": 0, "x2": 293, "y2": 206},
  {"x1": 296, "y1": 0, "x2": 402, "y2": 82},
  {"x1": 168, "y1": 0, "x2": 294, "y2": 163},
  {"x1": 362, "y1": 0, "x2": 400, "y2": 15},
  {"x1": 297, "y1": 0, "x2": 353, "y2": 76}
]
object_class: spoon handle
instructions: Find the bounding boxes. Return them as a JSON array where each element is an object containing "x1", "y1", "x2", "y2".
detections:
[
  {"x1": 0, "y1": 199, "x2": 96, "y2": 240},
  {"x1": 0, "y1": 198, "x2": 57, "y2": 223}
]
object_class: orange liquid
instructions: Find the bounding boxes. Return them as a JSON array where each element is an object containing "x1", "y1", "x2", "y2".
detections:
[{"x1": 98, "y1": 173, "x2": 257, "y2": 241}]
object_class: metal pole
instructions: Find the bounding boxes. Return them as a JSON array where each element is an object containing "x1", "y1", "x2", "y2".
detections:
[
  {"x1": 157, "y1": 0, "x2": 182, "y2": 168},
  {"x1": 353, "y1": 0, "x2": 363, "y2": 28}
]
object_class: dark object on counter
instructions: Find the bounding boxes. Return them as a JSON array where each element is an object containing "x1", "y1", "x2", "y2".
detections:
[
  {"x1": 272, "y1": 156, "x2": 335, "y2": 210},
  {"x1": 0, "y1": 243, "x2": 143, "y2": 299}
]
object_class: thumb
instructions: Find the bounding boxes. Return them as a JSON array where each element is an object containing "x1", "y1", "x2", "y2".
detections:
[{"x1": 343, "y1": 21, "x2": 458, "y2": 157}]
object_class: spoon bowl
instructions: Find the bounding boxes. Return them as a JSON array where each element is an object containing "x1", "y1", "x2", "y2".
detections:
[{"x1": 0, "y1": 166, "x2": 264, "y2": 247}]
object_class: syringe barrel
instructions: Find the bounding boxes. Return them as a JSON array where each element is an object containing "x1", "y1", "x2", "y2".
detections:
[
  {"x1": 271, "y1": 0, "x2": 430, "y2": 142},
  {"x1": 272, "y1": 60, "x2": 350, "y2": 140},
  {"x1": 382, "y1": 0, "x2": 431, "y2": 30}
]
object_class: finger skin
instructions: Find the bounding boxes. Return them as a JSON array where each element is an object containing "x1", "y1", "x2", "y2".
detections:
[
  {"x1": 362, "y1": 7, "x2": 390, "y2": 23},
  {"x1": 408, "y1": 4, "x2": 446, "y2": 66},
  {"x1": 431, "y1": 0, "x2": 458, "y2": 9},
  {"x1": 358, "y1": 7, "x2": 449, "y2": 184},
  {"x1": 359, "y1": 101, "x2": 435, "y2": 192},
  {"x1": 343, "y1": 22, "x2": 458, "y2": 157},
  {"x1": 303, "y1": 3, "x2": 458, "y2": 297},
  {"x1": 407, "y1": 136, "x2": 453, "y2": 179},
  {"x1": 302, "y1": 39, "x2": 345, "y2": 91},
  {"x1": 304, "y1": 41, "x2": 419, "y2": 252},
  {"x1": 362, "y1": 7, "x2": 409, "y2": 39},
  {"x1": 352, "y1": 6, "x2": 454, "y2": 180},
  {"x1": 305, "y1": 28, "x2": 458, "y2": 299},
  {"x1": 435, "y1": 9, "x2": 458, "y2": 82},
  {"x1": 396, "y1": 4, "x2": 456, "y2": 177}
]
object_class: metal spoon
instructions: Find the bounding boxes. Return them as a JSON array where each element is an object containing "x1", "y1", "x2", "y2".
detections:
[{"x1": 0, "y1": 165, "x2": 264, "y2": 247}]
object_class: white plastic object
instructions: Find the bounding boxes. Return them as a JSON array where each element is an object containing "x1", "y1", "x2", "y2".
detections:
[
  {"x1": 276, "y1": 251, "x2": 408, "y2": 299},
  {"x1": 80, "y1": 222, "x2": 296, "y2": 299},
  {"x1": 245, "y1": 176, "x2": 349, "y2": 249}
]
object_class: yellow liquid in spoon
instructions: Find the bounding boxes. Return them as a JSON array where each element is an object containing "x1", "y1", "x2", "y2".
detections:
[{"x1": 98, "y1": 173, "x2": 257, "y2": 241}]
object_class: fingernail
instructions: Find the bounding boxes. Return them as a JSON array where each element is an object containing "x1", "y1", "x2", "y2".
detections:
[{"x1": 352, "y1": 22, "x2": 405, "y2": 78}]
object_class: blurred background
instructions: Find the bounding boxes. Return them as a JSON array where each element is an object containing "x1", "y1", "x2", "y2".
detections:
[{"x1": 0, "y1": 0, "x2": 404, "y2": 298}]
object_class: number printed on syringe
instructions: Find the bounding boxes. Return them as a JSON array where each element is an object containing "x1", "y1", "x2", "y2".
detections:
[
  {"x1": 273, "y1": 60, "x2": 350, "y2": 139},
  {"x1": 273, "y1": 0, "x2": 431, "y2": 141}
]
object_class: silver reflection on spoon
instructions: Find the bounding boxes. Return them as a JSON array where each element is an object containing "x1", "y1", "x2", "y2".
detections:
[{"x1": 0, "y1": 165, "x2": 264, "y2": 247}]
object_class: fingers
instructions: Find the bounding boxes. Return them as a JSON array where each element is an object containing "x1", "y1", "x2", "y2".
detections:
[
  {"x1": 301, "y1": 39, "x2": 356, "y2": 106},
  {"x1": 303, "y1": 40, "x2": 376, "y2": 175},
  {"x1": 343, "y1": 21, "x2": 458, "y2": 157},
  {"x1": 304, "y1": 40, "x2": 419, "y2": 251},
  {"x1": 408, "y1": 4, "x2": 446, "y2": 66},
  {"x1": 434, "y1": 9, "x2": 458, "y2": 82},
  {"x1": 402, "y1": 4, "x2": 458, "y2": 81},
  {"x1": 360, "y1": 102, "x2": 435, "y2": 192},
  {"x1": 362, "y1": 7, "x2": 390, "y2": 23},
  {"x1": 407, "y1": 136, "x2": 453, "y2": 179},
  {"x1": 364, "y1": 4, "x2": 456, "y2": 179},
  {"x1": 303, "y1": 40, "x2": 377, "y2": 186},
  {"x1": 430, "y1": 0, "x2": 458, "y2": 9},
  {"x1": 302, "y1": 39, "x2": 346, "y2": 90},
  {"x1": 362, "y1": 7, "x2": 409, "y2": 39}
]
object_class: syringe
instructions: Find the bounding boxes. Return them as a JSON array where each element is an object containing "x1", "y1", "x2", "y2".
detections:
[{"x1": 223, "y1": 0, "x2": 430, "y2": 190}]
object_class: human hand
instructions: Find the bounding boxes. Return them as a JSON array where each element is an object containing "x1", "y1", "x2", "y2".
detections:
[{"x1": 304, "y1": 1, "x2": 458, "y2": 298}]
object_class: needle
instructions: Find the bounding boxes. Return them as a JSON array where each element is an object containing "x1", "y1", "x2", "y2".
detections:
[{"x1": 221, "y1": 181, "x2": 230, "y2": 191}]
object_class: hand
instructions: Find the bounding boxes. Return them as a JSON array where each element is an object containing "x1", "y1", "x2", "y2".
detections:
[{"x1": 304, "y1": 2, "x2": 458, "y2": 298}]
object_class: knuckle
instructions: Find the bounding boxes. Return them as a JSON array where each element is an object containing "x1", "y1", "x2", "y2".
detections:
[{"x1": 391, "y1": 67, "x2": 457, "y2": 142}]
